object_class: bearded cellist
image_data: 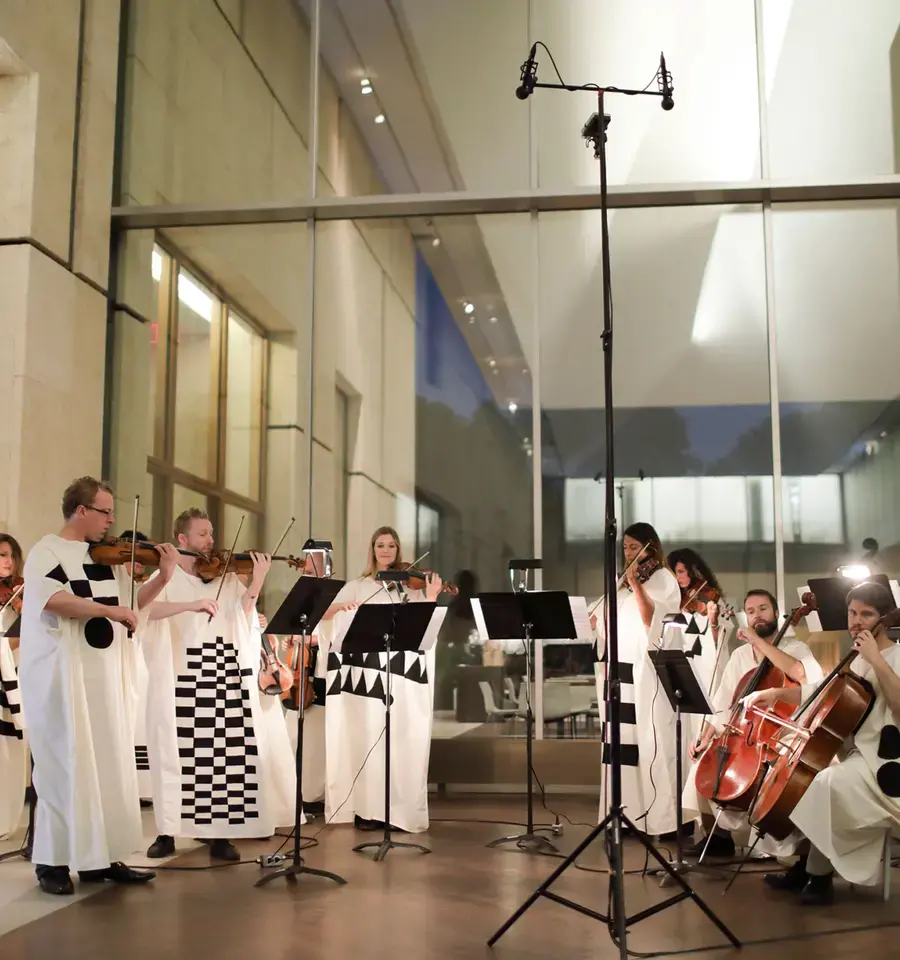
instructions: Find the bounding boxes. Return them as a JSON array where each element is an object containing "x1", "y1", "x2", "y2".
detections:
[
  {"x1": 745, "y1": 581, "x2": 900, "y2": 905},
  {"x1": 681, "y1": 589, "x2": 823, "y2": 860}
]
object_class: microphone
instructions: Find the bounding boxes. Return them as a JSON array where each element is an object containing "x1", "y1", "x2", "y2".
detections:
[
  {"x1": 659, "y1": 52, "x2": 674, "y2": 111},
  {"x1": 516, "y1": 43, "x2": 538, "y2": 100}
]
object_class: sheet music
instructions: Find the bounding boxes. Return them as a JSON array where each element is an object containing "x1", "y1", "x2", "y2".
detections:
[
  {"x1": 330, "y1": 605, "x2": 446, "y2": 654},
  {"x1": 568, "y1": 596, "x2": 593, "y2": 641}
]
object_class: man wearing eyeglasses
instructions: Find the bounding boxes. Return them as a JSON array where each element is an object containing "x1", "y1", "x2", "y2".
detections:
[{"x1": 18, "y1": 477, "x2": 154, "y2": 895}]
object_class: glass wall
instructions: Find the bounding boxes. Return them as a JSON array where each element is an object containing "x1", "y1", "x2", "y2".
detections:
[
  {"x1": 121, "y1": 0, "x2": 312, "y2": 206},
  {"x1": 110, "y1": 234, "x2": 269, "y2": 549},
  {"x1": 111, "y1": 4, "x2": 900, "y2": 764}
]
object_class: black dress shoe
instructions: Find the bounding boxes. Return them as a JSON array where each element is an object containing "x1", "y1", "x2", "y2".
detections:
[
  {"x1": 35, "y1": 865, "x2": 74, "y2": 896},
  {"x1": 354, "y1": 816, "x2": 384, "y2": 831},
  {"x1": 684, "y1": 832, "x2": 735, "y2": 859},
  {"x1": 78, "y1": 862, "x2": 156, "y2": 884},
  {"x1": 209, "y1": 839, "x2": 240, "y2": 862},
  {"x1": 764, "y1": 856, "x2": 809, "y2": 893},
  {"x1": 147, "y1": 834, "x2": 175, "y2": 858},
  {"x1": 799, "y1": 873, "x2": 834, "y2": 906}
]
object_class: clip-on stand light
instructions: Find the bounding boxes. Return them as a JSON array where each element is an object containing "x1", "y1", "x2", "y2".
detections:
[{"x1": 488, "y1": 44, "x2": 740, "y2": 960}]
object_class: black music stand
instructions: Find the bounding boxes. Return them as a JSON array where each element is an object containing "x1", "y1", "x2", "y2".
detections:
[
  {"x1": 476, "y1": 590, "x2": 581, "y2": 853},
  {"x1": 646, "y1": 649, "x2": 719, "y2": 885},
  {"x1": 807, "y1": 575, "x2": 893, "y2": 631},
  {"x1": 255, "y1": 573, "x2": 347, "y2": 888},
  {"x1": 336, "y1": 600, "x2": 442, "y2": 862}
]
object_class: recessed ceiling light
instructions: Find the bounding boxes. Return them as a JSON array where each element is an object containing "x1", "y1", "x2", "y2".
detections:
[
  {"x1": 374, "y1": 113, "x2": 386, "y2": 124},
  {"x1": 361, "y1": 84, "x2": 373, "y2": 95},
  {"x1": 361, "y1": 77, "x2": 371, "y2": 86},
  {"x1": 488, "y1": 359, "x2": 497, "y2": 367},
  {"x1": 508, "y1": 402, "x2": 518, "y2": 413},
  {"x1": 432, "y1": 237, "x2": 441, "y2": 247},
  {"x1": 489, "y1": 316, "x2": 498, "y2": 324},
  {"x1": 464, "y1": 302, "x2": 474, "y2": 314}
]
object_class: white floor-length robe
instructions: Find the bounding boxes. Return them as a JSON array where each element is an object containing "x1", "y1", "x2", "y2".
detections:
[
  {"x1": 0, "y1": 604, "x2": 27, "y2": 837},
  {"x1": 18, "y1": 535, "x2": 142, "y2": 870},
  {"x1": 594, "y1": 567, "x2": 682, "y2": 836},
  {"x1": 791, "y1": 642, "x2": 900, "y2": 884},
  {"x1": 324, "y1": 577, "x2": 436, "y2": 833},
  {"x1": 682, "y1": 635, "x2": 823, "y2": 857},
  {"x1": 140, "y1": 566, "x2": 286, "y2": 839},
  {"x1": 684, "y1": 612, "x2": 734, "y2": 744}
]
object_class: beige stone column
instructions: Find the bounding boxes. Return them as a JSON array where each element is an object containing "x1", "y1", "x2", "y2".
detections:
[{"x1": 0, "y1": 1, "x2": 121, "y2": 549}]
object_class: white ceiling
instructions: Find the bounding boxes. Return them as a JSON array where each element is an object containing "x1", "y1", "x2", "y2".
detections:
[{"x1": 303, "y1": 0, "x2": 900, "y2": 424}]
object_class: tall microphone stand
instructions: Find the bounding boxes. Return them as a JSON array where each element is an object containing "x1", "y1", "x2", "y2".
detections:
[{"x1": 489, "y1": 47, "x2": 739, "y2": 960}]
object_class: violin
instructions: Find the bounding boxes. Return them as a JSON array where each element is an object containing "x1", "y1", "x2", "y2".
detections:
[
  {"x1": 194, "y1": 551, "x2": 303, "y2": 581},
  {"x1": 0, "y1": 576, "x2": 24, "y2": 614},
  {"x1": 681, "y1": 581, "x2": 723, "y2": 615},
  {"x1": 695, "y1": 593, "x2": 815, "y2": 812},
  {"x1": 620, "y1": 557, "x2": 661, "y2": 591},
  {"x1": 282, "y1": 636, "x2": 316, "y2": 713},
  {"x1": 258, "y1": 632, "x2": 293, "y2": 697},
  {"x1": 748, "y1": 605, "x2": 900, "y2": 841},
  {"x1": 388, "y1": 561, "x2": 458, "y2": 596},
  {"x1": 89, "y1": 537, "x2": 199, "y2": 569}
]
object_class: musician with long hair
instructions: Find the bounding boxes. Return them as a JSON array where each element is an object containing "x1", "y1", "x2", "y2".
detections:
[
  {"x1": 0, "y1": 534, "x2": 26, "y2": 840},
  {"x1": 747, "y1": 581, "x2": 900, "y2": 905},
  {"x1": 592, "y1": 522, "x2": 681, "y2": 837},
  {"x1": 325, "y1": 527, "x2": 442, "y2": 834}
]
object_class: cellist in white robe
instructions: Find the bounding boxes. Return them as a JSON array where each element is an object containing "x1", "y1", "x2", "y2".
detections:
[
  {"x1": 751, "y1": 581, "x2": 900, "y2": 905},
  {"x1": 17, "y1": 477, "x2": 152, "y2": 896},
  {"x1": 592, "y1": 523, "x2": 681, "y2": 837}
]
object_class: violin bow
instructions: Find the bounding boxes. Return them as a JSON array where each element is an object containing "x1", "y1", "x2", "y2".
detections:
[
  {"x1": 269, "y1": 517, "x2": 295, "y2": 561},
  {"x1": 127, "y1": 495, "x2": 140, "y2": 639},
  {"x1": 209, "y1": 515, "x2": 244, "y2": 621}
]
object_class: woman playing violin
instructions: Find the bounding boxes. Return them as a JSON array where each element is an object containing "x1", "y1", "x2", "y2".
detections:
[
  {"x1": 668, "y1": 547, "x2": 734, "y2": 739},
  {"x1": 326, "y1": 526, "x2": 442, "y2": 835},
  {"x1": 0, "y1": 533, "x2": 27, "y2": 839},
  {"x1": 592, "y1": 522, "x2": 681, "y2": 838}
]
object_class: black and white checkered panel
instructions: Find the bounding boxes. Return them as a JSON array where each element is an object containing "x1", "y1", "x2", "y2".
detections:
[
  {"x1": 0, "y1": 673, "x2": 22, "y2": 741},
  {"x1": 599, "y1": 659, "x2": 639, "y2": 768},
  {"x1": 44, "y1": 561, "x2": 120, "y2": 649},
  {"x1": 325, "y1": 650, "x2": 429, "y2": 705},
  {"x1": 174, "y1": 635, "x2": 260, "y2": 827},
  {"x1": 134, "y1": 745, "x2": 150, "y2": 772}
]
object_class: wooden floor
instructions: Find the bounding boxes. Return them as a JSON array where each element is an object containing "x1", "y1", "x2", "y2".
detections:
[{"x1": 0, "y1": 795, "x2": 897, "y2": 959}]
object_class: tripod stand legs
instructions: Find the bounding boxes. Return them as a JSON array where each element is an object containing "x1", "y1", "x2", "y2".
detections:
[
  {"x1": 256, "y1": 861, "x2": 348, "y2": 887},
  {"x1": 488, "y1": 809, "x2": 741, "y2": 950},
  {"x1": 353, "y1": 835, "x2": 431, "y2": 862}
]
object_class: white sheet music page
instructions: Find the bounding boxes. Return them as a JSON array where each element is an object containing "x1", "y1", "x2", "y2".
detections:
[{"x1": 569, "y1": 596, "x2": 593, "y2": 641}]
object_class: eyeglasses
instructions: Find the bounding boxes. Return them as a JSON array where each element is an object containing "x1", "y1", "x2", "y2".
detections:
[{"x1": 85, "y1": 506, "x2": 114, "y2": 518}]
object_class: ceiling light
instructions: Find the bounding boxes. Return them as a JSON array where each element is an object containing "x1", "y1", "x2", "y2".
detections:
[
  {"x1": 360, "y1": 77, "x2": 371, "y2": 86},
  {"x1": 431, "y1": 237, "x2": 441, "y2": 247},
  {"x1": 361, "y1": 84, "x2": 373, "y2": 95},
  {"x1": 508, "y1": 402, "x2": 518, "y2": 413},
  {"x1": 468, "y1": 317, "x2": 475, "y2": 324},
  {"x1": 489, "y1": 316, "x2": 498, "y2": 324},
  {"x1": 463, "y1": 302, "x2": 475, "y2": 314},
  {"x1": 374, "y1": 113, "x2": 386, "y2": 124},
  {"x1": 488, "y1": 359, "x2": 497, "y2": 368}
]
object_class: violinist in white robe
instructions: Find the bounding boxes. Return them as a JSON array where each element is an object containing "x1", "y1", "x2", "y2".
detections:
[
  {"x1": 138, "y1": 508, "x2": 280, "y2": 863},
  {"x1": 591, "y1": 523, "x2": 681, "y2": 837},
  {"x1": 749, "y1": 581, "x2": 900, "y2": 905},
  {"x1": 0, "y1": 534, "x2": 27, "y2": 839},
  {"x1": 325, "y1": 526, "x2": 442, "y2": 834},
  {"x1": 18, "y1": 477, "x2": 151, "y2": 896}
]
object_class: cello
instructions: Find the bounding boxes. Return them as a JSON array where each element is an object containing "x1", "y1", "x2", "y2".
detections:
[
  {"x1": 747, "y1": 605, "x2": 900, "y2": 841},
  {"x1": 695, "y1": 593, "x2": 816, "y2": 811}
]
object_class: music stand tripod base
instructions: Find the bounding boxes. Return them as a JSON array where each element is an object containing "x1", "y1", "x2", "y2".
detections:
[
  {"x1": 256, "y1": 859, "x2": 349, "y2": 887},
  {"x1": 353, "y1": 833, "x2": 432, "y2": 862}
]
